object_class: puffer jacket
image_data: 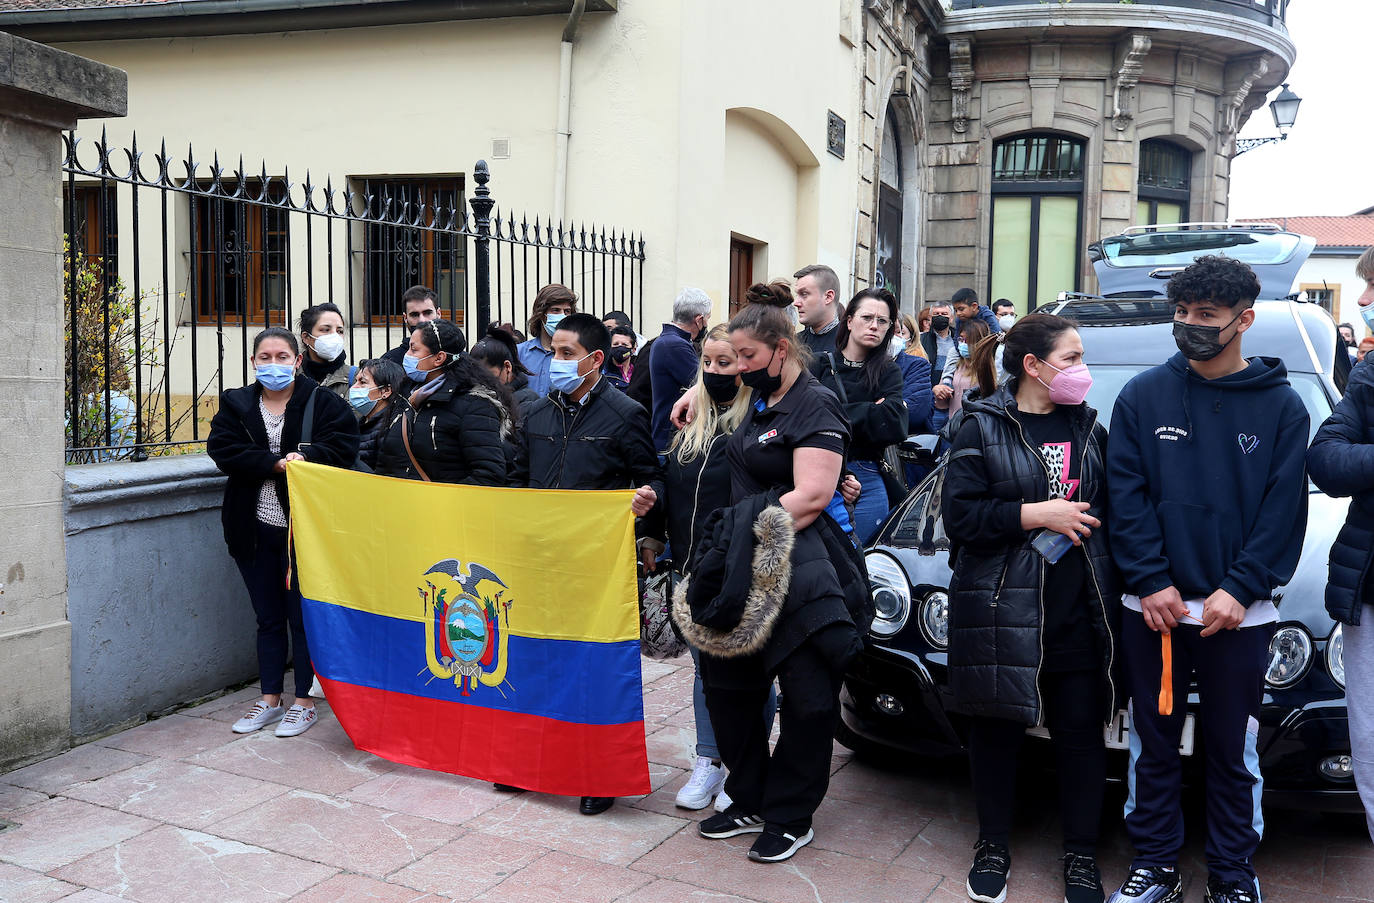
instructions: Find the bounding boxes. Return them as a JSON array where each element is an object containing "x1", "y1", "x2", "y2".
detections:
[
  {"x1": 941, "y1": 381, "x2": 1118, "y2": 726},
  {"x1": 509, "y1": 371, "x2": 541, "y2": 422},
  {"x1": 672, "y1": 491, "x2": 869, "y2": 675},
  {"x1": 356, "y1": 397, "x2": 410, "y2": 471},
  {"x1": 663, "y1": 428, "x2": 733, "y2": 573},
  {"x1": 375, "y1": 372, "x2": 511, "y2": 484},
  {"x1": 1308, "y1": 358, "x2": 1374, "y2": 626}
]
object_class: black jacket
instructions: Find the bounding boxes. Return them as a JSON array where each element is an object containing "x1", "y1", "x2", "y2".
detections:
[
  {"x1": 941, "y1": 382, "x2": 1118, "y2": 726},
  {"x1": 672, "y1": 492, "x2": 867, "y2": 676},
  {"x1": 810, "y1": 353, "x2": 908, "y2": 462},
  {"x1": 664, "y1": 428, "x2": 733, "y2": 573},
  {"x1": 357, "y1": 397, "x2": 410, "y2": 471},
  {"x1": 625, "y1": 337, "x2": 655, "y2": 410},
  {"x1": 513, "y1": 376, "x2": 665, "y2": 537},
  {"x1": 508, "y1": 372, "x2": 542, "y2": 423},
  {"x1": 1308, "y1": 358, "x2": 1374, "y2": 626},
  {"x1": 919, "y1": 331, "x2": 949, "y2": 387},
  {"x1": 207, "y1": 376, "x2": 359, "y2": 560},
  {"x1": 375, "y1": 373, "x2": 510, "y2": 484}
]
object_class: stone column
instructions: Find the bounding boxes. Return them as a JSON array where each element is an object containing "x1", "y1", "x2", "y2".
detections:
[{"x1": 0, "y1": 32, "x2": 126, "y2": 769}]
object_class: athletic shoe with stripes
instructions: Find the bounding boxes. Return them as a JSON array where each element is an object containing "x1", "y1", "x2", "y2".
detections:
[{"x1": 698, "y1": 811, "x2": 765, "y2": 839}]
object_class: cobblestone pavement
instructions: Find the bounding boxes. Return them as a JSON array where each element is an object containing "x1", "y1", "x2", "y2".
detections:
[{"x1": 1, "y1": 655, "x2": 1369, "y2": 903}]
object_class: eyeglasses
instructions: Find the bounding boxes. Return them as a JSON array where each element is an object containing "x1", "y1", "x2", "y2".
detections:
[{"x1": 855, "y1": 314, "x2": 892, "y2": 328}]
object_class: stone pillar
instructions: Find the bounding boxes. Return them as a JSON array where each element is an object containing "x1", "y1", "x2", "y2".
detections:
[{"x1": 0, "y1": 32, "x2": 126, "y2": 769}]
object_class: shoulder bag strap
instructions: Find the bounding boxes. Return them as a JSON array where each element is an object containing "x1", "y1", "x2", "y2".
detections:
[
  {"x1": 401, "y1": 411, "x2": 433, "y2": 482},
  {"x1": 296, "y1": 386, "x2": 319, "y2": 455},
  {"x1": 824, "y1": 352, "x2": 849, "y2": 405}
]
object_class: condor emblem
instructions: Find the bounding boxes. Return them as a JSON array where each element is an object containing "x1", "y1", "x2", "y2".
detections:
[{"x1": 419, "y1": 560, "x2": 513, "y2": 697}]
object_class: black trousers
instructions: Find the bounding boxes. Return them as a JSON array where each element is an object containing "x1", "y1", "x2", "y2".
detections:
[
  {"x1": 968, "y1": 668, "x2": 1106, "y2": 854},
  {"x1": 233, "y1": 520, "x2": 313, "y2": 699},
  {"x1": 703, "y1": 634, "x2": 846, "y2": 834}
]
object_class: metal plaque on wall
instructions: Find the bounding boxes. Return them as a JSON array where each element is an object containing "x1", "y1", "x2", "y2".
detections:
[{"x1": 827, "y1": 111, "x2": 846, "y2": 159}]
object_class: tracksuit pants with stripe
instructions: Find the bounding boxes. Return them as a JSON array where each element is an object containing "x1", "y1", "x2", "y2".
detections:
[{"x1": 1121, "y1": 610, "x2": 1275, "y2": 883}]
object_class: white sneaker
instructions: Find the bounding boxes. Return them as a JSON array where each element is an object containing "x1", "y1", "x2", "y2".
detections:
[
  {"x1": 232, "y1": 701, "x2": 284, "y2": 734},
  {"x1": 274, "y1": 704, "x2": 318, "y2": 737},
  {"x1": 676, "y1": 756, "x2": 726, "y2": 810},
  {"x1": 714, "y1": 788, "x2": 733, "y2": 813}
]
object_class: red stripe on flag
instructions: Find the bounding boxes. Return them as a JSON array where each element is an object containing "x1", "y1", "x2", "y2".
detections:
[{"x1": 317, "y1": 675, "x2": 652, "y2": 797}]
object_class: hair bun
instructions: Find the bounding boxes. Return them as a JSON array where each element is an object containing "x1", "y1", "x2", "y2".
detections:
[{"x1": 744, "y1": 280, "x2": 794, "y2": 310}]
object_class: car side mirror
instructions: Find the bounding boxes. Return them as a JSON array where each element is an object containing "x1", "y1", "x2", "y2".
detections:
[{"x1": 898, "y1": 433, "x2": 939, "y2": 468}]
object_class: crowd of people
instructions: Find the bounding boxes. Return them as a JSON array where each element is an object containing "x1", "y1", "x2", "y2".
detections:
[{"x1": 205, "y1": 250, "x2": 1374, "y2": 903}]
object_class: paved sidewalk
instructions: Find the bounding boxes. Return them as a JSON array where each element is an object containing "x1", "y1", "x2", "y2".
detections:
[{"x1": 1, "y1": 655, "x2": 1369, "y2": 903}]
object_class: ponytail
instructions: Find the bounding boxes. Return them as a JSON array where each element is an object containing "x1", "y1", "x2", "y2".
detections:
[{"x1": 970, "y1": 333, "x2": 1002, "y2": 398}]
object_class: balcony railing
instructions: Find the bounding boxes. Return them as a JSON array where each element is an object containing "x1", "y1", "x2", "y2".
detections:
[{"x1": 950, "y1": 0, "x2": 1288, "y2": 26}]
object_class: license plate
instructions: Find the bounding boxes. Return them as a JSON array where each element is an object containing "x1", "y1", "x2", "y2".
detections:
[{"x1": 1027, "y1": 709, "x2": 1195, "y2": 756}]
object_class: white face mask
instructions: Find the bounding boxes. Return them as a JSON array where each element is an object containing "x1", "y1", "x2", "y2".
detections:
[
  {"x1": 312, "y1": 332, "x2": 346, "y2": 361},
  {"x1": 998, "y1": 314, "x2": 1017, "y2": 331},
  {"x1": 886, "y1": 341, "x2": 903, "y2": 359}
]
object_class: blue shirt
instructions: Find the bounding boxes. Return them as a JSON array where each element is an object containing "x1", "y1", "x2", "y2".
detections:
[{"x1": 517, "y1": 337, "x2": 555, "y2": 398}]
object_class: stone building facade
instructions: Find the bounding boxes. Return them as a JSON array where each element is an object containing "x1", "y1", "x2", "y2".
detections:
[{"x1": 858, "y1": 0, "x2": 1297, "y2": 313}]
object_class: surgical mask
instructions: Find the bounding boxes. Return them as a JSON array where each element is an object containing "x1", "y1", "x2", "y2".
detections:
[
  {"x1": 998, "y1": 314, "x2": 1017, "y2": 331},
  {"x1": 1360, "y1": 304, "x2": 1374, "y2": 332},
  {"x1": 739, "y1": 349, "x2": 783, "y2": 396},
  {"x1": 886, "y1": 341, "x2": 902, "y2": 359},
  {"x1": 348, "y1": 385, "x2": 379, "y2": 414},
  {"x1": 931, "y1": 315, "x2": 950, "y2": 333},
  {"x1": 549, "y1": 353, "x2": 593, "y2": 394},
  {"x1": 702, "y1": 371, "x2": 740, "y2": 404},
  {"x1": 957, "y1": 341, "x2": 970, "y2": 358},
  {"x1": 1036, "y1": 360, "x2": 1093, "y2": 406},
  {"x1": 311, "y1": 332, "x2": 346, "y2": 361},
  {"x1": 403, "y1": 351, "x2": 436, "y2": 381},
  {"x1": 609, "y1": 346, "x2": 632, "y2": 364},
  {"x1": 1173, "y1": 311, "x2": 1243, "y2": 362},
  {"x1": 255, "y1": 363, "x2": 295, "y2": 392},
  {"x1": 545, "y1": 313, "x2": 567, "y2": 337}
]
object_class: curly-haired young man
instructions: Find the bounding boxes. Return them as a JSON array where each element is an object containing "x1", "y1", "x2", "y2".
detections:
[{"x1": 1105, "y1": 255, "x2": 1310, "y2": 903}]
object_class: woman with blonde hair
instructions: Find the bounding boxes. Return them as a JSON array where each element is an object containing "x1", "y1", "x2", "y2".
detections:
[{"x1": 898, "y1": 314, "x2": 925, "y2": 359}]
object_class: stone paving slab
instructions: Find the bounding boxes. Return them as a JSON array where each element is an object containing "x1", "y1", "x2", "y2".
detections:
[{"x1": 0, "y1": 654, "x2": 1369, "y2": 903}]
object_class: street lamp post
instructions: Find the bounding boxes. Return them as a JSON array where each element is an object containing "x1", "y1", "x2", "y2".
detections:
[{"x1": 1234, "y1": 83, "x2": 1302, "y2": 156}]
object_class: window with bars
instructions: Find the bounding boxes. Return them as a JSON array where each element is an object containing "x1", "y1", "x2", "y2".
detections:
[
  {"x1": 1138, "y1": 140, "x2": 1192, "y2": 227},
  {"x1": 361, "y1": 177, "x2": 467, "y2": 325},
  {"x1": 64, "y1": 183, "x2": 119, "y2": 275},
  {"x1": 190, "y1": 190, "x2": 288, "y2": 326},
  {"x1": 990, "y1": 134, "x2": 1085, "y2": 314}
]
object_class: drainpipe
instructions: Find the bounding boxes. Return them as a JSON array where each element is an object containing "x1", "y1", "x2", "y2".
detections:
[{"x1": 554, "y1": 0, "x2": 586, "y2": 225}]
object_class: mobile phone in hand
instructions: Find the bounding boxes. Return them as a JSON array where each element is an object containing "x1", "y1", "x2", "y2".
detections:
[{"x1": 1031, "y1": 528, "x2": 1075, "y2": 564}]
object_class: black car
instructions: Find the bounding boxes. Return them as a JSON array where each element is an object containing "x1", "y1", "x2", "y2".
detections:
[{"x1": 839, "y1": 225, "x2": 1361, "y2": 811}]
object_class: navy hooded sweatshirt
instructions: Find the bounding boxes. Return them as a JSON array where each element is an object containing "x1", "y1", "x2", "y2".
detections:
[{"x1": 1106, "y1": 352, "x2": 1309, "y2": 608}]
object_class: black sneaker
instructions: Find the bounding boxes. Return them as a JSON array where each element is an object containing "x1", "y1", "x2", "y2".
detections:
[
  {"x1": 1108, "y1": 866, "x2": 1183, "y2": 903},
  {"x1": 1063, "y1": 853, "x2": 1105, "y2": 903},
  {"x1": 1204, "y1": 876, "x2": 1261, "y2": 903},
  {"x1": 747, "y1": 826, "x2": 814, "y2": 863},
  {"x1": 967, "y1": 839, "x2": 1011, "y2": 903},
  {"x1": 698, "y1": 811, "x2": 765, "y2": 839}
]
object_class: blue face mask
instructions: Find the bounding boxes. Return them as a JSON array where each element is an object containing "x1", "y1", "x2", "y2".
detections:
[
  {"x1": 545, "y1": 313, "x2": 567, "y2": 337},
  {"x1": 348, "y1": 385, "x2": 379, "y2": 414},
  {"x1": 957, "y1": 341, "x2": 971, "y2": 359},
  {"x1": 1361, "y1": 304, "x2": 1374, "y2": 332},
  {"x1": 403, "y1": 351, "x2": 435, "y2": 381},
  {"x1": 255, "y1": 363, "x2": 296, "y2": 391},
  {"x1": 549, "y1": 353, "x2": 593, "y2": 394}
]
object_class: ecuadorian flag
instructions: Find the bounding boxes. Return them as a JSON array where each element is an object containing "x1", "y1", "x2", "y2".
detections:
[{"x1": 287, "y1": 462, "x2": 650, "y2": 797}]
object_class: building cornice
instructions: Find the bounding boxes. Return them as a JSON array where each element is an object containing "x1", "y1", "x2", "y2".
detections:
[{"x1": 941, "y1": 5, "x2": 1295, "y2": 69}]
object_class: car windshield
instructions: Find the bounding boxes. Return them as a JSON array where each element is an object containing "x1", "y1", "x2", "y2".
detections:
[
  {"x1": 883, "y1": 365, "x2": 1334, "y2": 552},
  {"x1": 1098, "y1": 231, "x2": 1302, "y2": 269}
]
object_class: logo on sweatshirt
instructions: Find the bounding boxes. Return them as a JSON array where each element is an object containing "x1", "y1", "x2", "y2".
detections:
[
  {"x1": 757, "y1": 429, "x2": 779, "y2": 444},
  {"x1": 1237, "y1": 433, "x2": 1260, "y2": 455},
  {"x1": 1154, "y1": 425, "x2": 1189, "y2": 442}
]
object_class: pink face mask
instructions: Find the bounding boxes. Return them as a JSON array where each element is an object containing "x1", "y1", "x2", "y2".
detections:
[{"x1": 1036, "y1": 359, "x2": 1093, "y2": 406}]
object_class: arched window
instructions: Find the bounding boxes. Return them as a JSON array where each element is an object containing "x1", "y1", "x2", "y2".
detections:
[
  {"x1": 875, "y1": 103, "x2": 905, "y2": 298},
  {"x1": 989, "y1": 134, "x2": 1084, "y2": 313},
  {"x1": 1138, "y1": 139, "x2": 1191, "y2": 226}
]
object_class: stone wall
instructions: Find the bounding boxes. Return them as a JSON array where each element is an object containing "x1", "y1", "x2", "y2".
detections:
[{"x1": 63, "y1": 457, "x2": 258, "y2": 741}]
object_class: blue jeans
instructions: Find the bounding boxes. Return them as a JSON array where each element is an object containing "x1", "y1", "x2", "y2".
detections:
[
  {"x1": 849, "y1": 460, "x2": 889, "y2": 546},
  {"x1": 690, "y1": 646, "x2": 776, "y2": 759}
]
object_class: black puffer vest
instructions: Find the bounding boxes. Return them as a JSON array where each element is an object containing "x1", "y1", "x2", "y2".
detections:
[{"x1": 945, "y1": 383, "x2": 1119, "y2": 726}]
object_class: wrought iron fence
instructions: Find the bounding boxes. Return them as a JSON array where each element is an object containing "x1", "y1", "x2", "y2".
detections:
[{"x1": 61, "y1": 130, "x2": 646, "y2": 463}]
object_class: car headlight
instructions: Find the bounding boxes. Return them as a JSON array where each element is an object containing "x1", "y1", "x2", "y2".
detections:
[
  {"x1": 1265, "y1": 625, "x2": 1312, "y2": 688},
  {"x1": 1328, "y1": 624, "x2": 1345, "y2": 690},
  {"x1": 920, "y1": 591, "x2": 949, "y2": 650},
  {"x1": 866, "y1": 551, "x2": 910, "y2": 638}
]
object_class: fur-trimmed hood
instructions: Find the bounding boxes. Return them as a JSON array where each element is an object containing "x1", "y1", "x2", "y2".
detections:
[{"x1": 672, "y1": 505, "x2": 793, "y2": 657}]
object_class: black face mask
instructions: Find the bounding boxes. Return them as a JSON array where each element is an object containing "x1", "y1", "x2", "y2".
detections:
[
  {"x1": 702, "y1": 371, "x2": 740, "y2": 404},
  {"x1": 609, "y1": 346, "x2": 632, "y2": 364},
  {"x1": 931, "y1": 315, "x2": 950, "y2": 333},
  {"x1": 739, "y1": 350, "x2": 783, "y2": 396},
  {"x1": 1173, "y1": 310, "x2": 1243, "y2": 362}
]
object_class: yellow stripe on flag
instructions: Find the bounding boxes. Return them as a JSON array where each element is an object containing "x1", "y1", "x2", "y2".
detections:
[{"x1": 286, "y1": 461, "x2": 639, "y2": 643}]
